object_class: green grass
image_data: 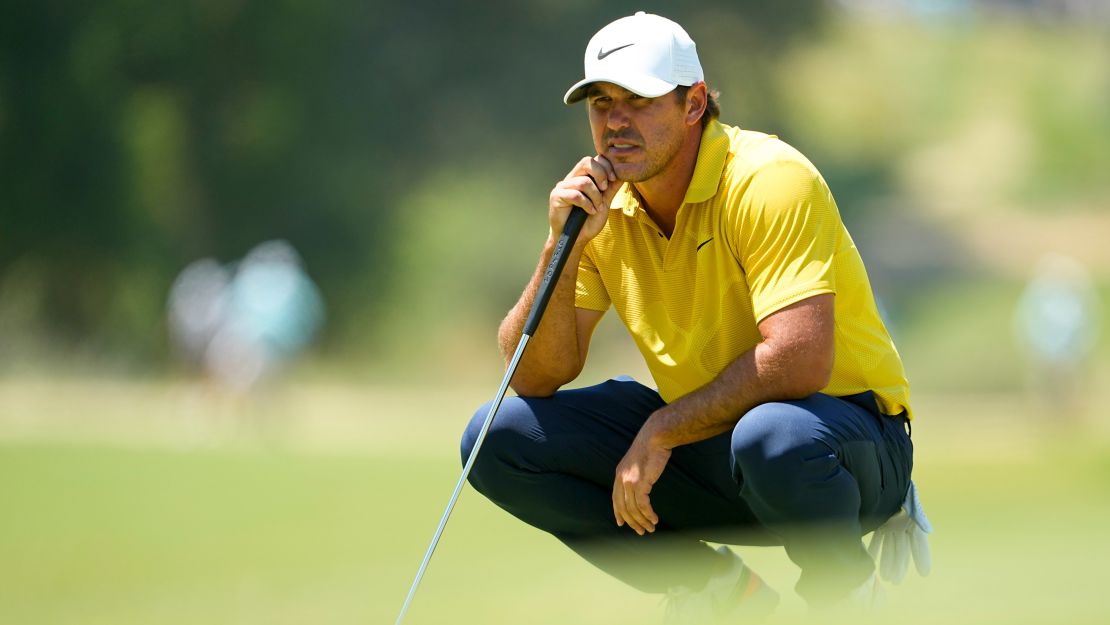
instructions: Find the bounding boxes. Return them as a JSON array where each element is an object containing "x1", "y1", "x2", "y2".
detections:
[{"x1": 1, "y1": 378, "x2": 1108, "y2": 624}]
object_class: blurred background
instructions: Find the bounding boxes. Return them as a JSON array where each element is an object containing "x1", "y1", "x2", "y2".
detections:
[{"x1": 1, "y1": 1, "x2": 1108, "y2": 624}]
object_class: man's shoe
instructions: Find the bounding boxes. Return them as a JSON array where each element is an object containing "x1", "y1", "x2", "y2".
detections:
[
  {"x1": 809, "y1": 573, "x2": 887, "y2": 620},
  {"x1": 663, "y1": 546, "x2": 779, "y2": 624}
]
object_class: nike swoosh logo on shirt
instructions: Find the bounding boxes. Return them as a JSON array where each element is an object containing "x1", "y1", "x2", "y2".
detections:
[
  {"x1": 696, "y1": 238, "x2": 714, "y2": 252},
  {"x1": 597, "y1": 43, "x2": 634, "y2": 60}
]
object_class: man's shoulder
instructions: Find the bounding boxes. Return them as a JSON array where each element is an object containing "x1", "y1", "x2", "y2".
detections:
[
  {"x1": 717, "y1": 122, "x2": 819, "y2": 178},
  {"x1": 708, "y1": 123, "x2": 835, "y2": 234}
]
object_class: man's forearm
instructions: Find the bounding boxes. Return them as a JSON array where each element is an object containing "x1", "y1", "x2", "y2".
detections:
[
  {"x1": 640, "y1": 346, "x2": 767, "y2": 449},
  {"x1": 639, "y1": 299, "x2": 835, "y2": 450},
  {"x1": 498, "y1": 238, "x2": 587, "y2": 395}
]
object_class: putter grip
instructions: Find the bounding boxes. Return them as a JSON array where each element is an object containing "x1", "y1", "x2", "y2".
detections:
[{"x1": 522, "y1": 206, "x2": 588, "y2": 337}]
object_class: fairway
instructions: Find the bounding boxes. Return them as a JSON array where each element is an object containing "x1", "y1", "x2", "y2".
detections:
[{"x1": 1, "y1": 378, "x2": 1108, "y2": 625}]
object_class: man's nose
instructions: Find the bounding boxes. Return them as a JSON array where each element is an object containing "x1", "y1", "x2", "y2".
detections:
[{"x1": 606, "y1": 103, "x2": 632, "y2": 130}]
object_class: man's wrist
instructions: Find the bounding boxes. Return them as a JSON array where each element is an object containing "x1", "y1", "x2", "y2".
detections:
[{"x1": 641, "y1": 411, "x2": 677, "y2": 451}]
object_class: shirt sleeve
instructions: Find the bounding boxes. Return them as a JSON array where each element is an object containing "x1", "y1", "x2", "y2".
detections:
[
  {"x1": 574, "y1": 243, "x2": 611, "y2": 312},
  {"x1": 732, "y1": 159, "x2": 841, "y2": 322}
]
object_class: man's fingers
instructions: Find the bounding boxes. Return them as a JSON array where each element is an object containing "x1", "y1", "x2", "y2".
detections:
[
  {"x1": 551, "y1": 188, "x2": 595, "y2": 215},
  {"x1": 618, "y1": 487, "x2": 643, "y2": 535},
  {"x1": 550, "y1": 156, "x2": 620, "y2": 244},
  {"x1": 586, "y1": 162, "x2": 614, "y2": 189},
  {"x1": 563, "y1": 156, "x2": 619, "y2": 210},
  {"x1": 612, "y1": 478, "x2": 649, "y2": 535},
  {"x1": 586, "y1": 160, "x2": 620, "y2": 208},
  {"x1": 592, "y1": 154, "x2": 617, "y2": 182},
  {"x1": 612, "y1": 441, "x2": 670, "y2": 536},
  {"x1": 636, "y1": 490, "x2": 659, "y2": 526},
  {"x1": 569, "y1": 156, "x2": 616, "y2": 185},
  {"x1": 611, "y1": 481, "x2": 624, "y2": 527},
  {"x1": 576, "y1": 177, "x2": 605, "y2": 212},
  {"x1": 622, "y1": 483, "x2": 655, "y2": 534},
  {"x1": 554, "y1": 178, "x2": 605, "y2": 214}
]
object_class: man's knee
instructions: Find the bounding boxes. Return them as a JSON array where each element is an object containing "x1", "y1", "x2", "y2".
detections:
[
  {"x1": 731, "y1": 401, "x2": 818, "y2": 463},
  {"x1": 731, "y1": 398, "x2": 871, "y2": 528},
  {"x1": 459, "y1": 403, "x2": 488, "y2": 466},
  {"x1": 459, "y1": 397, "x2": 535, "y2": 494},
  {"x1": 730, "y1": 400, "x2": 831, "y2": 492}
]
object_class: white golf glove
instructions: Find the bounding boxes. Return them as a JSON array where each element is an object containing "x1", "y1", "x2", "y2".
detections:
[{"x1": 867, "y1": 480, "x2": 932, "y2": 584}]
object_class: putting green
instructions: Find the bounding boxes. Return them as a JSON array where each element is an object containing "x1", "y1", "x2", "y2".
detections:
[{"x1": 0, "y1": 380, "x2": 1107, "y2": 624}]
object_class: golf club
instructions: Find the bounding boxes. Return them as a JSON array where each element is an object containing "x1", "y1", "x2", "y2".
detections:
[{"x1": 394, "y1": 206, "x2": 589, "y2": 625}]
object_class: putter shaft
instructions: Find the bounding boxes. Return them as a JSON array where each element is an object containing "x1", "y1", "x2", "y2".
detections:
[
  {"x1": 393, "y1": 335, "x2": 530, "y2": 625},
  {"x1": 394, "y1": 208, "x2": 586, "y2": 625}
]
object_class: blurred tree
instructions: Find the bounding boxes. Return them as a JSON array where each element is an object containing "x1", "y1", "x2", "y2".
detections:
[{"x1": 0, "y1": 0, "x2": 824, "y2": 366}]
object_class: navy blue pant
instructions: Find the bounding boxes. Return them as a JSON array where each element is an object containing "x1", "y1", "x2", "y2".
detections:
[{"x1": 460, "y1": 376, "x2": 913, "y2": 604}]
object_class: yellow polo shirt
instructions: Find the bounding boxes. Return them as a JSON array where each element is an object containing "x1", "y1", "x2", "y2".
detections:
[{"x1": 575, "y1": 120, "x2": 912, "y2": 419}]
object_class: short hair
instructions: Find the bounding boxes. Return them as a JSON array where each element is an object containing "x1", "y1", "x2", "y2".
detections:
[{"x1": 674, "y1": 85, "x2": 721, "y2": 128}]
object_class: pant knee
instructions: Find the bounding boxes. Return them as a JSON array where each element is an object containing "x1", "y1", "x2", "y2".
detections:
[
  {"x1": 732, "y1": 402, "x2": 810, "y2": 475},
  {"x1": 459, "y1": 397, "x2": 535, "y2": 494},
  {"x1": 732, "y1": 401, "x2": 872, "y2": 528},
  {"x1": 459, "y1": 403, "x2": 487, "y2": 466},
  {"x1": 731, "y1": 402, "x2": 835, "y2": 499}
]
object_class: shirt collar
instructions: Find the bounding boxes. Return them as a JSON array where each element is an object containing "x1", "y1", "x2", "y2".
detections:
[
  {"x1": 684, "y1": 120, "x2": 729, "y2": 204},
  {"x1": 609, "y1": 120, "x2": 730, "y2": 217}
]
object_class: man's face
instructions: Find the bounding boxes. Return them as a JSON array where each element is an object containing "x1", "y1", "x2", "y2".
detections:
[{"x1": 586, "y1": 83, "x2": 690, "y2": 182}]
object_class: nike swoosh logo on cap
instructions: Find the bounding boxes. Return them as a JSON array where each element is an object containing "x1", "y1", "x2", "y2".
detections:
[{"x1": 597, "y1": 43, "x2": 634, "y2": 60}]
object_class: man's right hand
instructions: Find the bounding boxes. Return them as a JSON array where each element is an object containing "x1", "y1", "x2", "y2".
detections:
[{"x1": 549, "y1": 155, "x2": 621, "y2": 245}]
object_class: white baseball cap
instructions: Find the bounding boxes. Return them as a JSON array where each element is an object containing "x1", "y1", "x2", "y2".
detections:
[{"x1": 563, "y1": 11, "x2": 704, "y2": 105}]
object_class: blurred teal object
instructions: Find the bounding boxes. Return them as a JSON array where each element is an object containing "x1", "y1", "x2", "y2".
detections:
[
  {"x1": 167, "y1": 240, "x2": 324, "y2": 391},
  {"x1": 225, "y1": 240, "x2": 325, "y2": 357},
  {"x1": 1015, "y1": 253, "x2": 1099, "y2": 366}
]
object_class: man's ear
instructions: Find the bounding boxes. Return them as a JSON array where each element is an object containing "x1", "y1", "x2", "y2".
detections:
[{"x1": 685, "y1": 82, "x2": 708, "y2": 127}]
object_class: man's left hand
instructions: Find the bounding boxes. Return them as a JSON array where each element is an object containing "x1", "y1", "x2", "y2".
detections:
[{"x1": 613, "y1": 428, "x2": 671, "y2": 535}]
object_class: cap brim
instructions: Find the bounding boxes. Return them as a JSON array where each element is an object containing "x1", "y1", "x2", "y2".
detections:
[{"x1": 563, "y1": 73, "x2": 678, "y2": 104}]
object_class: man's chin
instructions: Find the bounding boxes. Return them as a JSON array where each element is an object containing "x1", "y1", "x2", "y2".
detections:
[{"x1": 613, "y1": 164, "x2": 648, "y2": 183}]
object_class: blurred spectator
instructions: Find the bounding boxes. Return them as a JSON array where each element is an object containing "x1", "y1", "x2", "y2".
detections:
[
  {"x1": 167, "y1": 240, "x2": 325, "y2": 393},
  {"x1": 1013, "y1": 253, "x2": 1101, "y2": 415}
]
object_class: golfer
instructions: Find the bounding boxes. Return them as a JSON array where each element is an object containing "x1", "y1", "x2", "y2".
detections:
[{"x1": 461, "y1": 12, "x2": 928, "y2": 622}]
